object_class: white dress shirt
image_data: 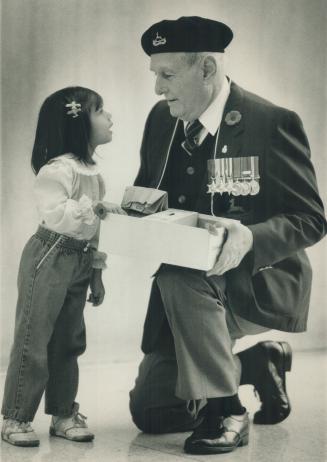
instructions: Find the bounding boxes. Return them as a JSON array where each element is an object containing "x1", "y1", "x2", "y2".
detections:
[{"x1": 184, "y1": 76, "x2": 231, "y2": 145}]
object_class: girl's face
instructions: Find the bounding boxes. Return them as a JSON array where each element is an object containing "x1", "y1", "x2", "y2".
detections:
[{"x1": 89, "y1": 105, "x2": 113, "y2": 150}]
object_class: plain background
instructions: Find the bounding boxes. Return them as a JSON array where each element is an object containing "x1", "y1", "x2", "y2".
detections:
[{"x1": 1, "y1": 0, "x2": 326, "y2": 370}]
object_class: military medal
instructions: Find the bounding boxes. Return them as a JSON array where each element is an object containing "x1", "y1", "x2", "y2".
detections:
[
  {"x1": 231, "y1": 157, "x2": 241, "y2": 196},
  {"x1": 207, "y1": 160, "x2": 217, "y2": 194},
  {"x1": 225, "y1": 180, "x2": 233, "y2": 194},
  {"x1": 232, "y1": 181, "x2": 242, "y2": 196},
  {"x1": 219, "y1": 158, "x2": 227, "y2": 194},
  {"x1": 225, "y1": 158, "x2": 233, "y2": 194},
  {"x1": 240, "y1": 156, "x2": 251, "y2": 195},
  {"x1": 208, "y1": 155, "x2": 260, "y2": 197},
  {"x1": 207, "y1": 158, "x2": 223, "y2": 194},
  {"x1": 250, "y1": 180, "x2": 260, "y2": 195},
  {"x1": 238, "y1": 157, "x2": 260, "y2": 195},
  {"x1": 207, "y1": 178, "x2": 217, "y2": 194},
  {"x1": 217, "y1": 179, "x2": 226, "y2": 194},
  {"x1": 249, "y1": 156, "x2": 260, "y2": 195},
  {"x1": 240, "y1": 179, "x2": 252, "y2": 195}
]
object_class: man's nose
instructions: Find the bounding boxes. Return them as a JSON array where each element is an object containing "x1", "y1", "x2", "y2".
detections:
[{"x1": 155, "y1": 76, "x2": 166, "y2": 95}]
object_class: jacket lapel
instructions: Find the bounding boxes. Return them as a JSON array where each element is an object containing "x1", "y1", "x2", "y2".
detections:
[
  {"x1": 153, "y1": 114, "x2": 180, "y2": 189},
  {"x1": 216, "y1": 81, "x2": 245, "y2": 158}
]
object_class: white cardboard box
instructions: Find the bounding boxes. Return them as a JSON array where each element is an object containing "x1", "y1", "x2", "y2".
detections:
[{"x1": 99, "y1": 209, "x2": 226, "y2": 271}]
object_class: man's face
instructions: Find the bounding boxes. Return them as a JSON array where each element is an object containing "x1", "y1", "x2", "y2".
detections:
[{"x1": 150, "y1": 53, "x2": 210, "y2": 122}]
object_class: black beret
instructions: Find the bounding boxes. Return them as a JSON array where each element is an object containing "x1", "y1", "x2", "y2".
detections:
[{"x1": 141, "y1": 16, "x2": 233, "y2": 56}]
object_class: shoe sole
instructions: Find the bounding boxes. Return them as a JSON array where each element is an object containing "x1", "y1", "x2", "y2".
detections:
[
  {"x1": 184, "y1": 434, "x2": 249, "y2": 455},
  {"x1": 49, "y1": 427, "x2": 94, "y2": 442},
  {"x1": 1, "y1": 433, "x2": 39, "y2": 447}
]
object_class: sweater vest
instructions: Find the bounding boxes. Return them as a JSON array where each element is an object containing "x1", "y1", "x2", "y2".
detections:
[{"x1": 160, "y1": 122, "x2": 216, "y2": 211}]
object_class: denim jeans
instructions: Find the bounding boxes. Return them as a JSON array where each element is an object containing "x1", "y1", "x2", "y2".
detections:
[{"x1": 1, "y1": 226, "x2": 93, "y2": 422}]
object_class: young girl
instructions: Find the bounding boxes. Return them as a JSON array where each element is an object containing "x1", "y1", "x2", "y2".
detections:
[{"x1": 1, "y1": 86, "x2": 125, "y2": 447}]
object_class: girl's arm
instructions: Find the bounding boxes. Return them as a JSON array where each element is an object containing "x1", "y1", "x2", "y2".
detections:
[
  {"x1": 34, "y1": 161, "x2": 98, "y2": 235},
  {"x1": 88, "y1": 269, "x2": 105, "y2": 306}
]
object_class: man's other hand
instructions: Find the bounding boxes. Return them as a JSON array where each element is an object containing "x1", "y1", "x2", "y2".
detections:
[{"x1": 206, "y1": 218, "x2": 253, "y2": 277}]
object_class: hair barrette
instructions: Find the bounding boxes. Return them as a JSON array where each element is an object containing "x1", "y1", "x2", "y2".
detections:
[{"x1": 65, "y1": 101, "x2": 82, "y2": 118}]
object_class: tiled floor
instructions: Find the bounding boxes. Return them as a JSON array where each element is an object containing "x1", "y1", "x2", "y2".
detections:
[{"x1": 0, "y1": 350, "x2": 326, "y2": 462}]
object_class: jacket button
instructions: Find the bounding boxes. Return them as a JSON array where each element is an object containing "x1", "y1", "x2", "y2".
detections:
[
  {"x1": 178, "y1": 195, "x2": 186, "y2": 204},
  {"x1": 186, "y1": 166, "x2": 195, "y2": 175}
]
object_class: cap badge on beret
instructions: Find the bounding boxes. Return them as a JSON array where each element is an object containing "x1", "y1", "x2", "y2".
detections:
[{"x1": 153, "y1": 32, "x2": 167, "y2": 47}]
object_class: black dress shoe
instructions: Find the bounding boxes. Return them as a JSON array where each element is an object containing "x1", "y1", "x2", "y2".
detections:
[
  {"x1": 184, "y1": 412, "x2": 249, "y2": 455},
  {"x1": 239, "y1": 341, "x2": 292, "y2": 424}
]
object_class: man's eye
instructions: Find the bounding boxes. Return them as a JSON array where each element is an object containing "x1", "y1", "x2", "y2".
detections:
[{"x1": 163, "y1": 73, "x2": 174, "y2": 79}]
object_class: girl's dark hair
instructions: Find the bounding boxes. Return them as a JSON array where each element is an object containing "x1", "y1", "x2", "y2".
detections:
[{"x1": 31, "y1": 86, "x2": 103, "y2": 174}]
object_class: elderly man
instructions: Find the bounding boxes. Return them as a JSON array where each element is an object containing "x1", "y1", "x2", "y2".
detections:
[{"x1": 129, "y1": 16, "x2": 326, "y2": 455}]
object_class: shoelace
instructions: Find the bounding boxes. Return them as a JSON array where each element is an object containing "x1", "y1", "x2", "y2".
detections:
[
  {"x1": 193, "y1": 415, "x2": 224, "y2": 438},
  {"x1": 72, "y1": 408, "x2": 88, "y2": 427},
  {"x1": 20, "y1": 422, "x2": 33, "y2": 432},
  {"x1": 8, "y1": 421, "x2": 32, "y2": 432}
]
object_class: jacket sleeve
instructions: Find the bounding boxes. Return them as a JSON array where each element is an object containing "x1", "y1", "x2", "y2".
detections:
[
  {"x1": 248, "y1": 110, "x2": 326, "y2": 273},
  {"x1": 134, "y1": 103, "x2": 159, "y2": 187}
]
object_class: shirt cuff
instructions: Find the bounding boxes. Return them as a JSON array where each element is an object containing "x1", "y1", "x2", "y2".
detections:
[{"x1": 92, "y1": 250, "x2": 107, "y2": 269}]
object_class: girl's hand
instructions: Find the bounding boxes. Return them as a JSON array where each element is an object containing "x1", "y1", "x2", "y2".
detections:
[
  {"x1": 88, "y1": 269, "x2": 105, "y2": 306},
  {"x1": 93, "y1": 201, "x2": 127, "y2": 219}
]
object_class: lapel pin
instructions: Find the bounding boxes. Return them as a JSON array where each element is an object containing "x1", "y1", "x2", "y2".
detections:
[{"x1": 225, "y1": 110, "x2": 242, "y2": 126}]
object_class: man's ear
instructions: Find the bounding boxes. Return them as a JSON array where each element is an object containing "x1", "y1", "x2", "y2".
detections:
[{"x1": 202, "y1": 56, "x2": 217, "y2": 82}]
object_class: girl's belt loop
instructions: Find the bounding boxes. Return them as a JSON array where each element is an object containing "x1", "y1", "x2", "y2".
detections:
[{"x1": 83, "y1": 243, "x2": 91, "y2": 253}]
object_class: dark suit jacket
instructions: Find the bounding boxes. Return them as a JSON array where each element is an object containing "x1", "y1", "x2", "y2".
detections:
[{"x1": 135, "y1": 81, "x2": 326, "y2": 353}]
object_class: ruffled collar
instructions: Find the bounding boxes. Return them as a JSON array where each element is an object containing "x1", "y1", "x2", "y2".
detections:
[{"x1": 48, "y1": 153, "x2": 100, "y2": 176}]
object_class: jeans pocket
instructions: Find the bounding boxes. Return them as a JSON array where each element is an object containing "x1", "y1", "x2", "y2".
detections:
[{"x1": 36, "y1": 236, "x2": 63, "y2": 271}]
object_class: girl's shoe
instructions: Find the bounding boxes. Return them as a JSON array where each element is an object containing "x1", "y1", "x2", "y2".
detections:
[
  {"x1": 49, "y1": 403, "x2": 94, "y2": 442},
  {"x1": 1, "y1": 418, "x2": 40, "y2": 447}
]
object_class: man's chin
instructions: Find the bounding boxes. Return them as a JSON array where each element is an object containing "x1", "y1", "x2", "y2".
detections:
[{"x1": 168, "y1": 106, "x2": 182, "y2": 118}]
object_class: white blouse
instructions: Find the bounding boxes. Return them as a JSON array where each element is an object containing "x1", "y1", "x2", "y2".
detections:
[{"x1": 34, "y1": 153, "x2": 107, "y2": 269}]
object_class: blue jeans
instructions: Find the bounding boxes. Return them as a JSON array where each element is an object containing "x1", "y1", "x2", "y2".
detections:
[{"x1": 1, "y1": 227, "x2": 93, "y2": 422}]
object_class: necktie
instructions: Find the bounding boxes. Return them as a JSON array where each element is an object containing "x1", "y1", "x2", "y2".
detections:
[{"x1": 181, "y1": 119, "x2": 203, "y2": 155}]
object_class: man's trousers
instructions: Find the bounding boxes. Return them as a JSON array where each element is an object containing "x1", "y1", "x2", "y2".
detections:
[{"x1": 129, "y1": 265, "x2": 268, "y2": 433}]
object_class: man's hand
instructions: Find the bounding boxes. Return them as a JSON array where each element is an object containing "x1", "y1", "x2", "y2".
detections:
[
  {"x1": 88, "y1": 269, "x2": 105, "y2": 306},
  {"x1": 93, "y1": 201, "x2": 127, "y2": 219},
  {"x1": 206, "y1": 218, "x2": 253, "y2": 277}
]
